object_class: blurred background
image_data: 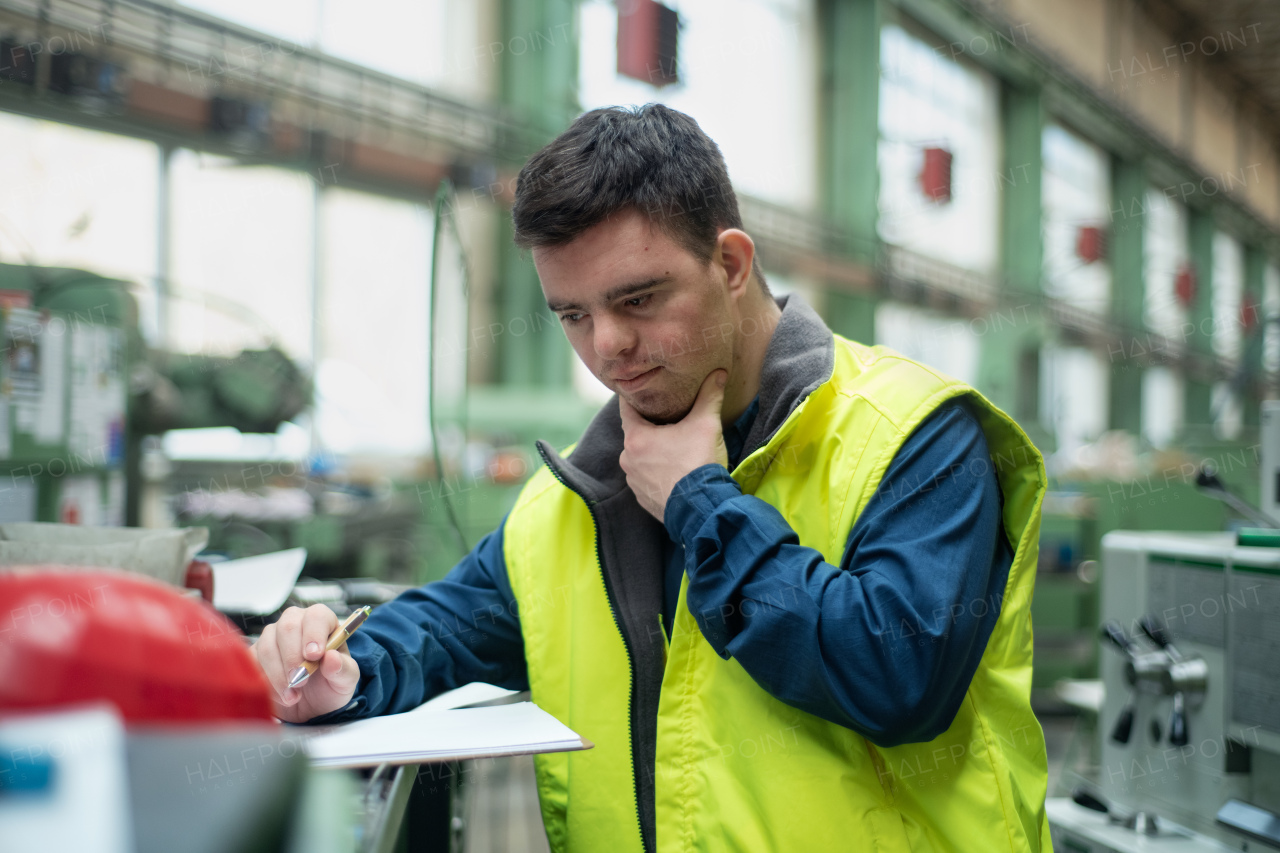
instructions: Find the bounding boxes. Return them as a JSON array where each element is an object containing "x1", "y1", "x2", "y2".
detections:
[{"x1": 0, "y1": 0, "x2": 1278, "y2": 850}]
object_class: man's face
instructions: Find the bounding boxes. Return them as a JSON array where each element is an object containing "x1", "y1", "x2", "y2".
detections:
[{"x1": 534, "y1": 208, "x2": 735, "y2": 424}]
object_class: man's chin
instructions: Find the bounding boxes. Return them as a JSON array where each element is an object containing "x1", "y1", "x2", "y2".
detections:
[{"x1": 621, "y1": 390, "x2": 692, "y2": 425}]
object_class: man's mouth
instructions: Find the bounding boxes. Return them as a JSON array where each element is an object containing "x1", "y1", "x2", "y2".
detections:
[{"x1": 615, "y1": 366, "x2": 661, "y2": 391}]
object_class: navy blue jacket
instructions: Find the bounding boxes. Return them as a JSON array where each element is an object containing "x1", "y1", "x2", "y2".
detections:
[{"x1": 309, "y1": 396, "x2": 1012, "y2": 746}]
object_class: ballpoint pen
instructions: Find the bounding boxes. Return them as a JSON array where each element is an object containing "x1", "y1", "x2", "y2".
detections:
[{"x1": 286, "y1": 605, "x2": 372, "y2": 688}]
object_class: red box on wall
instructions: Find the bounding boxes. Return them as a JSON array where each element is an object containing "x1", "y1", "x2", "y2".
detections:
[
  {"x1": 1076, "y1": 225, "x2": 1107, "y2": 263},
  {"x1": 920, "y1": 147, "x2": 953, "y2": 203},
  {"x1": 617, "y1": 0, "x2": 680, "y2": 86},
  {"x1": 1175, "y1": 264, "x2": 1197, "y2": 306}
]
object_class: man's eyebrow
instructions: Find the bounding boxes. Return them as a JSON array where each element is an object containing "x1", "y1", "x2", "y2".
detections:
[{"x1": 546, "y1": 277, "x2": 670, "y2": 313}]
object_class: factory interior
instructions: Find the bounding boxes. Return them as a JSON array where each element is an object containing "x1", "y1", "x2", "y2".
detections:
[{"x1": 1, "y1": 0, "x2": 1280, "y2": 851}]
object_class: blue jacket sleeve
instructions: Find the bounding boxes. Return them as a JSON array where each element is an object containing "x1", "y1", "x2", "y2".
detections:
[
  {"x1": 302, "y1": 515, "x2": 529, "y2": 724},
  {"x1": 664, "y1": 398, "x2": 1014, "y2": 747}
]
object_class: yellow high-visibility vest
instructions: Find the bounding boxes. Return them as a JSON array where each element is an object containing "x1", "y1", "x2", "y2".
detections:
[{"x1": 504, "y1": 334, "x2": 1052, "y2": 852}]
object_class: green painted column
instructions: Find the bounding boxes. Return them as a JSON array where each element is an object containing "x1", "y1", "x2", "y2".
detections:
[
  {"x1": 1242, "y1": 245, "x2": 1267, "y2": 428},
  {"x1": 1184, "y1": 208, "x2": 1215, "y2": 428},
  {"x1": 999, "y1": 88, "x2": 1044, "y2": 295},
  {"x1": 817, "y1": 0, "x2": 880, "y2": 344},
  {"x1": 495, "y1": 0, "x2": 578, "y2": 388},
  {"x1": 978, "y1": 84, "x2": 1043, "y2": 421},
  {"x1": 1108, "y1": 157, "x2": 1146, "y2": 433},
  {"x1": 501, "y1": 0, "x2": 579, "y2": 141}
]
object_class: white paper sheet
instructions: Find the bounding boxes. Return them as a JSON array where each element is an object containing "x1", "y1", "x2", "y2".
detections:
[
  {"x1": 416, "y1": 682, "x2": 520, "y2": 712},
  {"x1": 211, "y1": 547, "x2": 307, "y2": 614},
  {"x1": 302, "y1": 701, "x2": 587, "y2": 768}
]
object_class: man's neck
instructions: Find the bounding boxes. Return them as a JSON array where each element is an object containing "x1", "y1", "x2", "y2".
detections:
[{"x1": 721, "y1": 291, "x2": 783, "y2": 425}]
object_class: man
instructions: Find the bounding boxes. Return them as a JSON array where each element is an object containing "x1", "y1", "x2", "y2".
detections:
[{"x1": 253, "y1": 104, "x2": 1052, "y2": 851}]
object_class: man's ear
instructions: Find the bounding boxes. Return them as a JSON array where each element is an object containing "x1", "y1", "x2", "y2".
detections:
[{"x1": 715, "y1": 229, "x2": 756, "y2": 298}]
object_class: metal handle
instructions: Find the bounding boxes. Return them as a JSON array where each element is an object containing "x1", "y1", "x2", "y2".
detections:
[
  {"x1": 1072, "y1": 787, "x2": 1110, "y2": 814},
  {"x1": 1111, "y1": 702, "x2": 1135, "y2": 745},
  {"x1": 1138, "y1": 615, "x2": 1169, "y2": 648},
  {"x1": 1101, "y1": 621, "x2": 1135, "y2": 654},
  {"x1": 1168, "y1": 692, "x2": 1189, "y2": 746}
]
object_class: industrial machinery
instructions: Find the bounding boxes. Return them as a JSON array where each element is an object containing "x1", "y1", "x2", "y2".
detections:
[
  {"x1": 0, "y1": 261, "x2": 310, "y2": 530},
  {"x1": 1047, "y1": 404, "x2": 1280, "y2": 851}
]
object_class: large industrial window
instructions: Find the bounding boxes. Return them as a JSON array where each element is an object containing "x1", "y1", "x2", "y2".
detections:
[
  {"x1": 874, "y1": 302, "x2": 979, "y2": 386},
  {"x1": 1040, "y1": 343, "x2": 1109, "y2": 466},
  {"x1": 178, "y1": 0, "x2": 484, "y2": 98},
  {"x1": 0, "y1": 114, "x2": 158, "y2": 321},
  {"x1": 316, "y1": 189, "x2": 432, "y2": 456},
  {"x1": 1213, "y1": 232, "x2": 1244, "y2": 362},
  {"x1": 163, "y1": 153, "x2": 314, "y2": 461},
  {"x1": 168, "y1": 158, "x2": 440, "y2": 458},
  {"x1": 1143, "y1": 187, "x2": 1189, "y2": 339},
  {"x1": 1038, "y1": 124, "x2": 1112, "y2": 460},
  {"x1": 316, "y1": 0, "x2": 465, "y2": 93},
  {"x1": 1141, "y1": 186, "x2": 1189, "y2": 443},
  {"x1": 1141, "y1": 366, "x2": 1184, "y2": 448},
  {"x1": 179, "y1": 0, "x2": 316, "y2": 44},
  {"x1": 1212, "y1": 231, "x2": 1244, "y2": 439},
  {"x1": 168, "y1": 151, "x2": 314, "y2": 361},
  {"x1": 576, "y1": 0, "x2": 819, "y2": 211},
  {"x1": 1041, "y1": 124, "x2": 1111, "y2": 312},
  {"x1": 878, "y1": 23, "x2": 1000, "y2": 274}
]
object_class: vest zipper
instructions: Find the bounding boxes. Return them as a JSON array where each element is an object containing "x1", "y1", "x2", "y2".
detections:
[{"x1": 536, "y1": 443, "x2": 652, "y2": 853}]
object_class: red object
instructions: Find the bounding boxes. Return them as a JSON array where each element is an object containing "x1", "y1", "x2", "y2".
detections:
[
  {"x1": 0, "y1": 570, "x2": 273, "y2": 724},
  {"x1": 1076, "y1": 226, "x2": 1107, "y2": 263},
  {"x1": 0, "y1": 290, "x2": 32, "y2": 309},
  {"x1": 1175, "y1": 264, "x2": 1197, "y2": 307},
  {"x1": 920, "y1": 147, "x2": 953, "y2": 203},
  {"x1": 184, "y1": 560, "x2": 215, "y2": 604},
  {"x1": 617, "y1": 0, "x2": 679, "y2": 86},
  {"x1": 1242, "y1": 295, "x2": 1259, "y2": 333}
]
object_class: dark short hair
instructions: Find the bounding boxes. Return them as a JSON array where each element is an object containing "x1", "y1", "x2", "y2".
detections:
[{"x1": 512, "y1": 103, "x2": 768, "y2": 293}]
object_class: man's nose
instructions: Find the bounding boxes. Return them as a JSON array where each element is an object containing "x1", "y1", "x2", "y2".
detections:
[{"x1": 593, "y1": 314, "x2": 635, "y2": 360}]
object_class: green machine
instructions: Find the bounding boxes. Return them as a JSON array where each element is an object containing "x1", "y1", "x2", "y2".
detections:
[
  {"x1": 0, "y1": 262, "x2": 309, "y2": 528},
  {"x1": 1029, "y1": 432, "x2": 1261, "y2": 710}
]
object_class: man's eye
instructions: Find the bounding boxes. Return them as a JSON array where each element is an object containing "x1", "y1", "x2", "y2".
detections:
[
  {"x1": 625, "y1": 294, "x2": 651, "y2": 308},
  {"x1": 560, "y1": 313, "x2": 584, "y2": 324}
]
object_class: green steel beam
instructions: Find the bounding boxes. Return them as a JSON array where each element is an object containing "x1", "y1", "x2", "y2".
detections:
[
  {"x1": 500, "y1": 0, "x2": 580, "y2": 140},
  {"x1": 1242, "y1": 246, "x2": 1267, "y2": 427},
  {"x1": 823, "y1": 292, "x2": 876, "y2": 346},
  {"x1": 977, "y1": 84, "x2": 1044, "y2": 419},
  {"x1": 999, "y1": 87, "x2": 1044, "y2": 293},
  {"x1": 884, "y1": 0, "x2": 1038, "y2": 87},
  {"x1": 1109, "y1": 157, "x2": 1146, "y2": 433},
  {"x1": 494, "y1": 0, "x2": 579, "y2": 388},
  {"x1": 1185, "y1": 208, "x2": 1215, "y2": 428},
  {"x1": 817, "y1": 0, "x2": 882, "y2": 344},
  {"x1": 819, "y1": 0, "x2": 881, "y2": 258}
]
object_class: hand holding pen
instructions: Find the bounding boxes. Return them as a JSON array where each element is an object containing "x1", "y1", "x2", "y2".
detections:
[
  {"x1": 252, "y1": 604, "x2": 369, "y2": 724},
  {"x1": 288, "y1": 605, "x2": 370, "y2": 687}
]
